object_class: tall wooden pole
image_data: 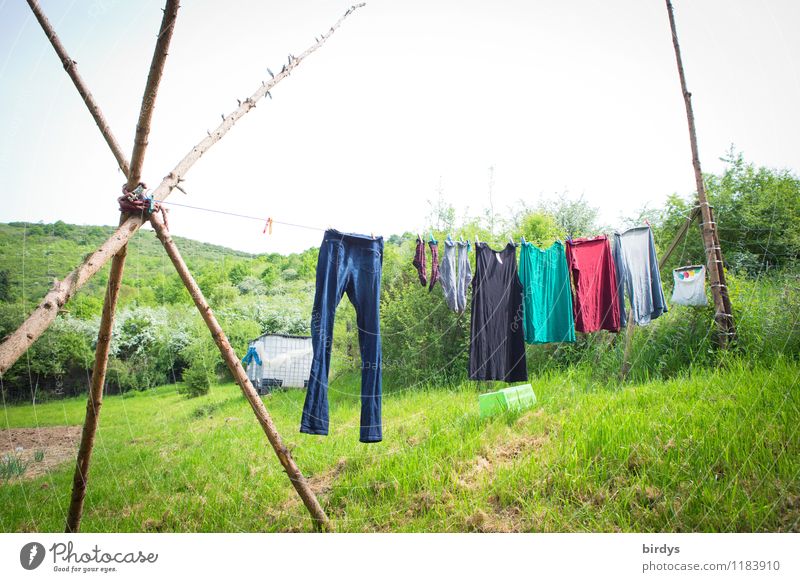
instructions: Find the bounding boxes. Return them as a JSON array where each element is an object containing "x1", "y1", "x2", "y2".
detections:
[
  {"x1": 65, "y1": 218, "x2": 128, "y2": 532},
  {"x1": 149, "y1": 212, "x2": 331, "y2": 531},
  {"x1": 65, "y1": 0, "x2": 181, "y2": 533},
  {"x1": 665, "y1": 0, "x2": 735, "y2": 347},
  {"x1": 25, "y1": 0, "x2": 130, "y2": 176}
]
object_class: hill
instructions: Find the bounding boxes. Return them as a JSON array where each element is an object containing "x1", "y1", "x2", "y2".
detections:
[{"x1": 0, "y1": 221, "x2": 257, "y2": 309}]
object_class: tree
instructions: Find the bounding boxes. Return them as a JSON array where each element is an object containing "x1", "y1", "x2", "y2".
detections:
[
  {"x1": 706, "y1": 150, "x2": 800, "y2": 273},
  {"x1": 539, "y1": 193, "x2": 599, "y2": 239}
]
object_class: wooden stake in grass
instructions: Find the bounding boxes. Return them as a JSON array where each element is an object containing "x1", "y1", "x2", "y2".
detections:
[
  {"x1": 149, "y1": 211, "x2": 331, "y2": 531},
  {"x1": 65, "y1": 0, "x2": 181, "y2": 534}
]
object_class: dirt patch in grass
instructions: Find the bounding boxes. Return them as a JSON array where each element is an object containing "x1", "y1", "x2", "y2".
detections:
[
  {"x1": 458, "y1": 433, "x2": 549, "y2": 490},
  {"x1": 0, "y1": 426, "x2": 81, "y2": 482},
  {"x1": 307, "y1": 458, "x2": 348, "y2": 496}
]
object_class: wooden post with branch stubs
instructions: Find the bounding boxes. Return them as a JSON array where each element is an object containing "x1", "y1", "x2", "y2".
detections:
[
  {"x1": 149, "y1": 211, "x2": 331, "y2": 531},
  {"x1": 665, "y1": 0, "x2": 735, "y2": 347},
  {"x1": 65, "y1": 0, "x2": 181, "y2": 534},
  {"x1": 0, "y1": 2, "x2": 365, "y2": 378}
]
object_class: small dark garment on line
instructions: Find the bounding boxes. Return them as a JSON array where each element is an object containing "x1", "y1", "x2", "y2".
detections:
[{"x1": 468, "y1": 242, "x2": 528, "y2": 382}]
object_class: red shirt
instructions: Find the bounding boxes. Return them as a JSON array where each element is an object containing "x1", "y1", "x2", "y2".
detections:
[{"x1": 565, "y1": 236, "x2": 621, "y2": 333}]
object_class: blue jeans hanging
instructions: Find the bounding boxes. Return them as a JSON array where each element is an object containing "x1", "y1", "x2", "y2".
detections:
[{"x1": 301, "y1": 229, "x2": 383, "y2": 443}]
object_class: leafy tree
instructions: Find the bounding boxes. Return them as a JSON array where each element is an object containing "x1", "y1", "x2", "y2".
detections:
[
  {"x1": 228, "y1": 262, "x2": 251, "y2": 286},
  {"x1": 538, "y1": 193, "x2": 599, "y2": 239}
]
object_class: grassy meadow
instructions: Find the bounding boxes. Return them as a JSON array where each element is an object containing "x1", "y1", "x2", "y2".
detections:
[{"x1": 1, "y1": 359, "x2": 798, "y2": 532}]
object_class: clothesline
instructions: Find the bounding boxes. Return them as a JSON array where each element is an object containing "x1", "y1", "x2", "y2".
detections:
[{"x1": 158, "y1": 200, "x2": 328, "y2": 232}]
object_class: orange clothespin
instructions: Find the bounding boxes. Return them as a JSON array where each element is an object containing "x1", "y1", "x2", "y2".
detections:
[{"x1": 263, "y1": 217, "x2": 273, "y2": 235}]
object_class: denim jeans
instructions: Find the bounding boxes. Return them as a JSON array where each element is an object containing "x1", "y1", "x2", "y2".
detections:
[{"x1": 301, "y1": 229, "x2": 383, "y2": 443}]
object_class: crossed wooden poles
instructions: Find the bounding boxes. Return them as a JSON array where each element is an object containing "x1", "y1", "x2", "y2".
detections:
[{"x1": 0, "y1": 0, "x2": 366, "y2": 533}]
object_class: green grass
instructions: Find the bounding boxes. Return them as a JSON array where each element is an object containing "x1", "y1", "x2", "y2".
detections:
[{"x1": 1, "y1": 360, "x2": 798, "y2": 532}]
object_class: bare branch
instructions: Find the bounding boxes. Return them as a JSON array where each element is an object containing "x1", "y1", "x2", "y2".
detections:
[
  {"x1": 128, "y1": 0, "x2": 181, "y2": 188},
  {"x1": 25, "y1": 0, "x2": 130, "y2": 177},
  {"x1": 153, "y1": 2, "x2": 366, "y2": 201},
  {"x1": 0, "y1": 217, "x2": 144, "y2": 375}
]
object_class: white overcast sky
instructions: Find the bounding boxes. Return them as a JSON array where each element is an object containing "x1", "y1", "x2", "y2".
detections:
[{"x1": 0, "y1": 0, "x2": 798, "y2": 254}]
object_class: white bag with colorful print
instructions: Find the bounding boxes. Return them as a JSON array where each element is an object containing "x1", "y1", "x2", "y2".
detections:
[{"x1": 671, "y1": 265, "x2": 707, "y2": 307}]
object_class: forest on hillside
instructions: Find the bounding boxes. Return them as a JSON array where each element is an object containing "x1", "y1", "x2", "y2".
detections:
[{"x1": 1, "y1": 152, "x2": 798, "y2": 401}]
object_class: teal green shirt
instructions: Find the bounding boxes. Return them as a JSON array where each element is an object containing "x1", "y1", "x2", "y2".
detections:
[{"x1": 519, "y1": 241, "x2": 576, "y2": 344}]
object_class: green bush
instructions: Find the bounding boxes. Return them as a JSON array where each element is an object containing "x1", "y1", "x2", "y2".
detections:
[{"x1": 179, "y1": 364, "x2": 213, "y2": 398}]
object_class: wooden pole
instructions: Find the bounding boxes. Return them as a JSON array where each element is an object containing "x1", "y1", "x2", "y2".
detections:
[
  {"x1": 619, "y1": 206, "x2": 701, "y2": 379},
  {"x1": 65, "y1": 0, "x2": 181, "y2": 533},
  {"x1": 25, "y1": 0, "x2": 130, "y2": 176},
  {"x1": 665, "y1": 0, "x2": 735, "y2": 346},
  {"x1": 0, "y1": 2, "x2": 365, "y2": 376},
  {"x1": 127, "y1": 0, "x2": 180, "y2": 188},
  {"x1": 65, "y1": 225, "x2": 127, "y2": 532},
  {"x1": 149, "y1": 212, "x2": 331, "y2": 531}
]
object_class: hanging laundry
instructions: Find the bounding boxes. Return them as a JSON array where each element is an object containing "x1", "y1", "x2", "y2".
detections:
[
  {"x1": 439, "y1": 238, "x2": 458, "y2": 311},
  {"x1": 455, "y1": 240, "x2": 472, "y2": 315},
  {"x1": 301, "y1": 229, "x2": 383, "y2": 443},
  {"x1": 565, "y1": 236, "x2": 621, "y2": 333},
  {"x1": 613, "y1": 226, "x2": 668, "y2": 327},
  {"x1": 241, "y1": 345, "x2": 262, "y2": 366},
  {"x1": 468, "y1": 242, "x2": 528, "y2": 382},
  {"x1": 440, "y1": 238, "x2": 473, "y2": 314},
  {"x1": 672, "y1": 265, "x2": 708, "y2": 306},
  {"x1": 428, "y1": 238, "x2": 440, "y2": 291},
  {"x1": 412, "y1": 236, "x2": 427, "y2": 286},
  {"x1": 519, "y1": 241, "x2": 576, "y2": 344}
]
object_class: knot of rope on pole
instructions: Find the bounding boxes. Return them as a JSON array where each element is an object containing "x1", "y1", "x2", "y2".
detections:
[{"x1": 118, "y1": 182, "x2": 169, "y2": 229}]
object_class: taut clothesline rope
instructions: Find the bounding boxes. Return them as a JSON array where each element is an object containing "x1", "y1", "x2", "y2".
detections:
[{"x1": 157, "y1": 199, "x2": 327, "y2": 232}]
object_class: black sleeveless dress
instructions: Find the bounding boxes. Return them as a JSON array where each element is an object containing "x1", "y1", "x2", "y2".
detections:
[{"x1": 468, "y1": 242, "x2": 528, "y2": 382}]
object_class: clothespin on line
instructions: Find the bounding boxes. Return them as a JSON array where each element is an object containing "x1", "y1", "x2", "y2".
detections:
[{"x1": 263, "y1": 217, "x2": 273, "y2": 235}]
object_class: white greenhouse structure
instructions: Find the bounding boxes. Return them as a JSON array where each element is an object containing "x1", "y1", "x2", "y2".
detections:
[{"x1": 243, "y1": 333, "x2": 313, "y2": 394}]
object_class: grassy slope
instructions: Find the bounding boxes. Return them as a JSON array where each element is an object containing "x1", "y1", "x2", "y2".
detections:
[{"x1": 1, "y1": 360, "x2": 798, "y2": 532}]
